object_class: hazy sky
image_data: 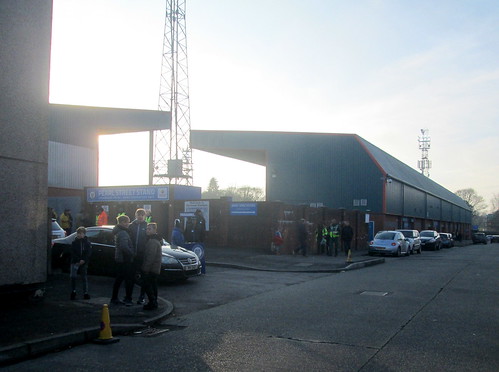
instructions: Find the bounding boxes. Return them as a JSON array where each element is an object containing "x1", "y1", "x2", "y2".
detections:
[{"x1": 50, "y1": 0, "x2": 499, "y2": 211}]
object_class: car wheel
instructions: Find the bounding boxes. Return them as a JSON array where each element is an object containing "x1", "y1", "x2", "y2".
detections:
[
  {"x1": 417, "y1": 246, "x2": 422, "y2": 254},
  {"x1": 395, "y1": 247, "x2": 401, "y2": 257}
]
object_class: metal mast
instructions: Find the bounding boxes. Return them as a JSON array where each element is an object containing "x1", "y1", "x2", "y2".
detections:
[
  {"x1": 417, "y1": 128, "x2": 431, "y2": 177},
  {"x1": 151, "y1": 0, "x2": 192, "y2": 185}
]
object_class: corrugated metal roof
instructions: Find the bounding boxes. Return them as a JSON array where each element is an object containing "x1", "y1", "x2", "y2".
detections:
[
  {"x1": 357, "y1": 137, "x2": 469, "y2": 210},
  {"x1": 191, "y1": 130, "x2": 470, "y2": 211}
]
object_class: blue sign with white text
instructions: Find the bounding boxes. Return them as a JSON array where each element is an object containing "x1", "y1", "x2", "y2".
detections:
[
  {"x1": 86, "y1": 186, "x2": 169, "y2": 202},
  {"x1": 230, "y1": 203, "x2": 257, "y2": 216}
]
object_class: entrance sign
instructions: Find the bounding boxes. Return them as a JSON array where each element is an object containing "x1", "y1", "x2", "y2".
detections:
[{"x1": 87, "y1": 186, "x2": 169, "y2": 202}]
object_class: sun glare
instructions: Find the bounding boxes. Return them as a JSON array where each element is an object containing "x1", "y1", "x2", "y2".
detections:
[{"x1": 98, "y1": 132, "x2": 150, "y2": 186}]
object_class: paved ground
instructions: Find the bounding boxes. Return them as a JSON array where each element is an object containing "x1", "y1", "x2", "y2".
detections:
[{"x1": 0, "y1": 246, "x2": 381, "y2": 365}]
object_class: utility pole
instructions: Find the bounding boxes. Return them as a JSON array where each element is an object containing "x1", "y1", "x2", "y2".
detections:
[
  {"x1": 418, "y1": 128, "x2": 431, "y2": 177},
  {"x1": 150, "y1": 0, "x2": 192, "y2": 185}
]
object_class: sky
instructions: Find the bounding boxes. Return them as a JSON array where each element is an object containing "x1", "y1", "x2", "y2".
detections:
[{"x1": 49, "y1": 0, "x2": 499, "y2": 211}]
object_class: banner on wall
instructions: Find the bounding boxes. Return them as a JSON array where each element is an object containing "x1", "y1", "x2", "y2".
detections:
[
  {"x1": 230, "y1": 202, "x2": 257, "y2": 216},
  {"x1": 184, "y1": 200, "x2": 210, "y2": 231},
  {"x1": 86, "y1": 186, "x2": 169, "y2": 202}
]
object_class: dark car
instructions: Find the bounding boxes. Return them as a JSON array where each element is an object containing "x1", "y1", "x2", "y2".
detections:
[
  {"x1": 472, "y1": 232, "x2": 487, "y2": 245},
  {"x1": 420, "y1": 230, "x2": 441, "y2": 250},
  {"x1": 396, "y1": 229, "x2": 422, "y2": 254},
  {"x1": 51, "y1": 226, "x2": 201, "y2": 281},
  {"x1": 439, "y1": 233, "x2": 454, "y2": 248}
]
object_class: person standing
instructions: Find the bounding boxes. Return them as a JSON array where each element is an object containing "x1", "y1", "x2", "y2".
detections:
[
  {"x1": 70, "y1": 227, "x2": 92, "y2": 300},
  {"x1": 129, "y1": 209, "x2": 148, "y2": 304},
  {"x1": 341, "y1": 220, "x2": 354, "y2": 257},
  {"x1": 96, "y1": 207, "x2": 108, "y2": 226},
  {"x1": 329, "y1": 219, "x2": 341, "y2": 256},
  {"x1": 171, "y1": 219, "x2": 185, "y2": 248},
  {"x1": 294, "y1": 218, "x2": 309, "y2": 256},
  {"x1": 193, "y1": 209, "x2": 206, "y2": 242},
  {"x1": 272, "y1": 228, "x2": 284, "y2": 255},
  {"x1": 110, "y1": 215, "x2": 135, "y2": 306},
  {"x1": 141, "y1": 223, "x2": 162, "y2": 310},
  {"x1": 60, "y1": 209, "x2": 73, "y2": 236}
]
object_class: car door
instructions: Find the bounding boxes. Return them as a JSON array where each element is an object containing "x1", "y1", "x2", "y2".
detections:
[
  {"x1": 87, "y1": 228, "x2": 116, "y2": 275},
  {"x1": 397, "y1": 232, "x2": 409, "y2": 254}
]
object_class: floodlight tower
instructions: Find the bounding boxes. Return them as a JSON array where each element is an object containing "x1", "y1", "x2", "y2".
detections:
[
  {"x1": 150, "y1": 0, "x2": 192, "y2": 185},
  {"x1": 418, "y1": 128, "x2": 431, "y2": 177}
]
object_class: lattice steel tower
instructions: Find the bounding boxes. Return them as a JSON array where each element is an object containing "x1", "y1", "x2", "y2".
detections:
[
  {"x1": 418, "y1": 128, "x2": 431, "y2": 177},
  {"x1": 150, "y1": 0, "x2": 192, "y2": 185}
]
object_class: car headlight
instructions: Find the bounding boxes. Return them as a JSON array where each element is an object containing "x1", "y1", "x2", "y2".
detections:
[{"x1": 162, "y1": 256, "x2": 179, "y2": 265}]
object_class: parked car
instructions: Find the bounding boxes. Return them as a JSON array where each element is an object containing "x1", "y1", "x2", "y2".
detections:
[
  {"x1": 51, "y1": 226, "x2": 201, "y2": 281},
  {"x1": 440, "y1": 233, "x2": 454, "y2": 248},
  {"x1": 368, "y1": 231, "x2": 410, "y2": 257},
  {"x1": 51, "y1": 219, "x2": 66, "y2": 244},
  {"x1": 420, "y1": 230, "x2": 441, "y2": 250},
  {"x1": 396, "y1": 229, "x2": 421, "y2": 254},
  {"x1": 491, "y1": 235, "x2": 499, "y2": 243},
  {"x1": 472, "y1": 232, "x2": 487, "y2": 244}
]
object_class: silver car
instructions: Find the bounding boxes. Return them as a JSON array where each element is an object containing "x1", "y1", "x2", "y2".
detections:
[
  {"x1": 369, "y1": 231, "x2": 410, "y2": 257},
  {"x1": 397, "y1": 229, "x2": 422, "y2": 254}
]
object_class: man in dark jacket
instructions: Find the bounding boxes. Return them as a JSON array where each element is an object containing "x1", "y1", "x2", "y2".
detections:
[
  {"x1": 193, "y1": 209, "x2": 206, "y2": 242},
  {"x1": 141, "y1": 223, "x2": 163, "y2": 310},
  {"x1": 294, "y1": 218, "x2": 309, "y2": 256},
  {"x1": 111, "y1": 215, "x2": 135, "y2": 306},
  {"x1": 129, "y1": 208, "x2": 148, "y2": 304},
  {"x1": 70, "y1": 226, "x2": 92, "y2": 300},
  {"x1": 341, "y1": 220, "x2": 354, "y2": 257}
]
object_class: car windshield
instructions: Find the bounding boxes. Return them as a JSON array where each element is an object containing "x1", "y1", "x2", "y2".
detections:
[
  {"x1": 420, "y1": 231, "x2": 434, "y2": 237},
  {"x1": 375, "y1": 232, "x2": 396, "y2": 240}
]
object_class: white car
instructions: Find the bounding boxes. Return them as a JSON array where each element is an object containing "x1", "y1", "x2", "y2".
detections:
[
  {"x1": 369, "y1": 231, "x2": 410, "y2": 257},
  {"x1": 51, "y1": 219, "x2": 65, "y2": 244},
  {"x1": 396, "y1": 229, "x2": 422, "y2": 254}
]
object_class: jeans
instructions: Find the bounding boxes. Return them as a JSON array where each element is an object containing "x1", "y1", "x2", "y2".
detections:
[
  {"x1": 112, "y1": 262, "x2": 134, "y2": 301},
  {"x1": 70, "y1": 264, "x2": 88, "y2": 293}
]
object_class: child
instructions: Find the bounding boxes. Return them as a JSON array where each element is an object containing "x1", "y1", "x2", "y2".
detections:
[
  {"x1": 272, "y1": 229, "x2": 284, "y2": 255},
  {"x1": 70, "y1": 226, "x2": 92, "y2": 300},
  {"x1": 141, "y1": 223, "x2": 162, "y2": 310}
]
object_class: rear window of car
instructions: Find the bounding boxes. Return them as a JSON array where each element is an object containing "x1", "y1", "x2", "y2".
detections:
[
  {"x1": 399, "y1": 231, "x2": 415, "y2": 238},
  {"x1": 376, "y1": 232, "x2": 396, "y2": 240}
]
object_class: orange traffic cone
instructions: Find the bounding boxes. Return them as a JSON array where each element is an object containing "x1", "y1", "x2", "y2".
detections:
[
  {"x1": 346, "y1": 249, "x2": 353, "y2": 263},
  {"x1": 93, "y1": 304, "x2": 120, "y2": 344}
]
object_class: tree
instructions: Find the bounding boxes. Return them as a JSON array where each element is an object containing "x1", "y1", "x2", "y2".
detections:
[
  {"x1": 201, "y1": 178, "x2": 265, "y2": 201},
  {"x1": 202, "y1": 177, "x2": 222, "y2": 199},
  {"x1": 455, "y1": 188, "x2": 486, "y2": 216}
]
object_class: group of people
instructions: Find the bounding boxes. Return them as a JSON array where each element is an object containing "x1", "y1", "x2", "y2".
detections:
[
  {"x1": 69, "y1": 208, "x2": 163, "y2": 311},
  {"x1": 293, "y1": 218, "x2": 354, "y2": 257},
  {"x1": 318, "y1": 219, "x2": 354, "y2": 257}
]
